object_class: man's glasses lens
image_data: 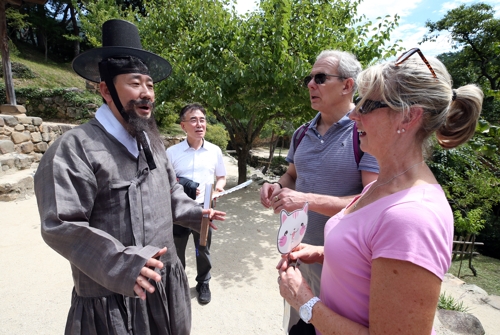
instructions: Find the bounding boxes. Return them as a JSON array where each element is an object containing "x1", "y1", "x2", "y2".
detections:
[{"x1": 303, "y1": 73, "x2": 328, "y2": 87}]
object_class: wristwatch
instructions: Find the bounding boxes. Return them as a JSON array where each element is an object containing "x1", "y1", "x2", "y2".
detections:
[{"x1": 299, "y1": 296, "x2": 321, "y2": 324}]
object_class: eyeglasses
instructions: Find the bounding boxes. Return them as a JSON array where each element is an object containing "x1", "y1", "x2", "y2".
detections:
[
  {"x1": 303, "y1": 73, "x2": 345, "y2": 87},
  {"x1": 182, "y1": 117, "x2": 206, "y2": 125},
  {"x1": 354, "y1": 97, "x2": 390, "y2": 114},
  {"x1": 395, "y1": 48, "x2": 437, "y2": 79}
]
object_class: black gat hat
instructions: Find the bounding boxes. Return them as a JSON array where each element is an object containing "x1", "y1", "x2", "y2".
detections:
[{"x1": 72, "y1": 19, "x2": 172, "y2": 83}]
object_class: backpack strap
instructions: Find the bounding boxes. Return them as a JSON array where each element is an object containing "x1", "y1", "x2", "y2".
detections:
[
  {"x1": 292, "y1": 120, "x2": 363, "y2": 167},
  {"x1": 352, "y1": 123, "x2": 364, "y2": 167},
  {"x1": 292, "y1": 122, "x2": 310, "y2": 151}
]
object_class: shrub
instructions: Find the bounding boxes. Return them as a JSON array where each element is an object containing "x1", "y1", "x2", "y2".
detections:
[
  {"x1": 0, "y1": 61, "x2": 36, "y2": 79},
  {"x1": 205, "y1": 123, "x2": 229, "y2": 152},
  {"x1": 428, "y1": 139, "x2": 500, "y2": 239}
]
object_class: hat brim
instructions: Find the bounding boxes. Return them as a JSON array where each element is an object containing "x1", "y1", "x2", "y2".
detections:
[{"x1": 72, "y1": 46, "x2": 172, "y2": 83}]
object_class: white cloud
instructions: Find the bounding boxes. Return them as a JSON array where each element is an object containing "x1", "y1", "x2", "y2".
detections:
[{"x1": 357, "y1": 0, "x2": 422, "y2": 19}]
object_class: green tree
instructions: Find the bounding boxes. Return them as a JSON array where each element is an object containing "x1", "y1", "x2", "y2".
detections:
[
  {"x1": 423, "y1": 3, "x2": 500, "y2": 251},
  {"x1": 422, "y1": 2, "x2": 500, "y2": 123},
  {"x1": 137, "y1": 0, "x2": 400, "y2": 183}
]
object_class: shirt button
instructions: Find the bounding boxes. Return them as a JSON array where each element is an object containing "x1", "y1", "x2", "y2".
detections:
[{"x1": 321, "y1": 140, "x2": 324, "y2": 143}]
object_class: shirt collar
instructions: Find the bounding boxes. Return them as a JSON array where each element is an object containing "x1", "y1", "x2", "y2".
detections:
[
  {"x1": 95, "y1": 104, "x2": 140, "y2": 157},
  {"x1": 182, "y1": 138, "x2": 205, "y2": 151},
  {"x1": 310, "y1": 109, "x2": 354, "y2": 130}
]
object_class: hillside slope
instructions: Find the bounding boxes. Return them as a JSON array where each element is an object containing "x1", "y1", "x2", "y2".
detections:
[{"x1": 1, "y1": 43, "x2": 85, "y2": 90}]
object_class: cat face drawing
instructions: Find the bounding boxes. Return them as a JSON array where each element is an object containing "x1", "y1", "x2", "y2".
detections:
[{"x1": 277, "y1": 202, "x2": 308, "y2": 254}]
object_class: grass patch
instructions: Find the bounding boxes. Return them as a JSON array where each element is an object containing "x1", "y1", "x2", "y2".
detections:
[
  {"x1": 447, "y1": 254, "x2": 500, "y2": 296},
  {"x1": 438, "y1": 292, "x2": 470, "y2": 312},
  {"x1": 2, "y1": 42, "x2": 85, "y2": 90},
  {"x1": 9, "y1": 55, "x2": 85, "y2": 90}
]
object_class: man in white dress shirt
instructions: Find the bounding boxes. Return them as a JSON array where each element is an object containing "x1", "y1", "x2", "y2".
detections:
[{"x1": 166, "y1": 103, "x2": 227, "y2": 304}]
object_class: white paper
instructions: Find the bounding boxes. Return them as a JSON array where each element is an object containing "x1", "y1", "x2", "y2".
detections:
[{"x1": 203, "y1": 183, "x2": 213, "y2": 217}]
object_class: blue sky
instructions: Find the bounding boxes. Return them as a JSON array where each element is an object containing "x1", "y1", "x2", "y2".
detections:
[{"x1": 235, "y1": 0, "x2": 500, "y2": 57}]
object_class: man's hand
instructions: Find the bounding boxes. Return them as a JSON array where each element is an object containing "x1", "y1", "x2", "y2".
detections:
[
  {"x1": 134, "y1": 247, "x2": 167, "y2": 300},
  {"x1": 202, "y1": 208, "x2": 226, "y2": 230},
  {"x1": 260, "y1": 182, "x2": 281, "y2": 208},
  {"x1": 270, "y1": 188, "x2": 307, "y2": 214}
]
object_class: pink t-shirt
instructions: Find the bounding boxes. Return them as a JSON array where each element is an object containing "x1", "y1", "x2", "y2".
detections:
[{"x1": 319, "y1": 183, "x2": 453, "y2": 334}]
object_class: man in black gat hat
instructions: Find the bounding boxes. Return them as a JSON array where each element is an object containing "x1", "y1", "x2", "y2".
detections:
[{"x1": 34, "y1": 19, "x2": 225, "y2": 335}]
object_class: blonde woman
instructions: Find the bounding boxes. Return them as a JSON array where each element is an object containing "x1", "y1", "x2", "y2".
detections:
[{"x1": 278, "y1": 48, "x2": 483, "y2": 335}]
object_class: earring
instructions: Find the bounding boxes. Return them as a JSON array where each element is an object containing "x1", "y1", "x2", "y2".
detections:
[
  {"x1": 397, "y1": 128, "x2": 405, "y2": 134},
  {"x1": 397, "y1": 129, "x2": 401, "y2": 134}
]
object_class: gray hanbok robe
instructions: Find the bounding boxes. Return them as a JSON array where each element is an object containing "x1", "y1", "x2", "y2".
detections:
[{"x1": 34, "y1": 118, "x2": 202, "y2": 335}]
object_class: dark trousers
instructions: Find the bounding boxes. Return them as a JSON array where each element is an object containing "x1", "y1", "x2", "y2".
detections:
[{"x1": 173, "y1": 224, "x2": 212, "y2": 284}]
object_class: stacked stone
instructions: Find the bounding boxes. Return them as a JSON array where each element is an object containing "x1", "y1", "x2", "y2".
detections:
[{"x1": 0, "y1": 115, "x2": 72, "y2": 176}]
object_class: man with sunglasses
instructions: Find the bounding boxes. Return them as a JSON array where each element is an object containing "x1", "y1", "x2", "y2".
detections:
[{"x1": 259, "y1": 50, "x2": 379, "y2": 332}]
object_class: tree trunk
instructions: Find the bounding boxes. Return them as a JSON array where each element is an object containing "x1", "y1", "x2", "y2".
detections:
[
  {"x1": 69, "y1": 2, "x2": 80, "y2": 57},
  {"x1": 0, "y1": 0, "x2": 16, "y2": 105},
  {"x1": 236, "y1": 146, "x2": 249, "y2": 184},
  {"x1": 262, "y1": 130, "x2": 278, "y2": 175}
]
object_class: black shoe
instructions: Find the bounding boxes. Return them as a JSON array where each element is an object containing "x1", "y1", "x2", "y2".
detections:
[{"x1": 196, "y1": 282, "x2": 211, "y2": 304}]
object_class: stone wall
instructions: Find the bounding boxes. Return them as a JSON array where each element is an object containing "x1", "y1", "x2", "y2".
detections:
[
  {"x1": 0, "y1": 112, "x2": 186, "y2": 176},
  {"x1": 0, "y1": 114, "x2": 75, "y2": 177}
]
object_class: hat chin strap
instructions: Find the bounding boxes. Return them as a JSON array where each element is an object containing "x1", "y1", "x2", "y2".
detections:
[{"x1": 99, "y1": 61, "x2": 157, "y2": 171}]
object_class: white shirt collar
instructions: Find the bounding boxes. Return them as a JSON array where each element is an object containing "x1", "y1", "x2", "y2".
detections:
[{"x1": 95, "y1": 104, "x2": 140, "y2": 157}]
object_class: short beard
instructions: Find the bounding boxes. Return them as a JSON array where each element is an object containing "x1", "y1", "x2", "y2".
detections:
[{"x1": 124, "y1": 99, "x2": 164, "y2": 154}]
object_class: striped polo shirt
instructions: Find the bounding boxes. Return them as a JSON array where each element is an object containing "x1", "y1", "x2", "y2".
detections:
[{"x1": 286, "y1": 112, "x2": 379, "y2": 246}]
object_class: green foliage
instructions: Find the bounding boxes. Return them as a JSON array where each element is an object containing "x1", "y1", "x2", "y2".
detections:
[
  {"x1": 437, "y1": 292, "x2": 470, "y2": 312},
  {"x1": 131, "y1": 0, "x2": 400, "y2": 182},
  {"x1": 0, "y1": 86, "x2": 100, "y2": 120},
  {"x1": 428, "y1": 138, "x2": 500, "y2": 236},
  {"x1": 425, "y1": 3, "x2": 500, "y2": 123},
  {"x1": 453, "y1": 209, "x2": 485, "y2": 235},
  {"x1": 14, "y1": 62, "x2": 37, "y2": 79},
  {"x1": 205, "y1": 123, "x2": 229, "y2": 152},
  {"x1": 75, "y1": 0, "x2": 137, "y2": 48},
  {"x1": 6, "y1": 7, "x2": 30, "y2": 31}
]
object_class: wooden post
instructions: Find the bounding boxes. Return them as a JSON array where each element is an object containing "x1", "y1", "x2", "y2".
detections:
[{"x1": 0, "y1": 0, "x2": 16, "y2": 105}]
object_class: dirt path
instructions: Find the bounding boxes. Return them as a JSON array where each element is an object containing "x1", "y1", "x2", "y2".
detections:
[{"x1": 1, "y1": 155, "x2": 499, "y2": 334}]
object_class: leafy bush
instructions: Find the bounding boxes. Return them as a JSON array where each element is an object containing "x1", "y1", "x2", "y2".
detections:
[
  {"x1": 428, "y1": 139, "x2": 500, "y2": 237},
  {"x1": 0, "y1": 62, "x2": 37, "y2": 79},
  {"x1": 205, "y1": 123, "x2": 229, "y2": 152},
  {"x1": 0, "y1": 86, "x2": 100, "y2": 121},
  {"x1": 16, "y1": 63, "x2": 37, "y2": 79},
  {"x1": 437, "y1": 292, "x2": 469, "y2": 312}
]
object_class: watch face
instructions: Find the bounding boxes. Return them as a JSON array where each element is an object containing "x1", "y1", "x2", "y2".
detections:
[{"x1": 300, "y1": 305, "x2": 312, "y2": 323}]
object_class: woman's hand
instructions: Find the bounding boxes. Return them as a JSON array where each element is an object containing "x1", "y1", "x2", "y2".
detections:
[
  {"x1": 276, "y1": 243, "x2": 324, "y2": 271},
  {"x1": 278, "y1": 265, "x2": 314, "y2": 311}
]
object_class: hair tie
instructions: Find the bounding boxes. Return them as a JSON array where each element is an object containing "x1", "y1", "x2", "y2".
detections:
[{"x1": 452, "y1": 90, "x2": 457, "y2": 101}]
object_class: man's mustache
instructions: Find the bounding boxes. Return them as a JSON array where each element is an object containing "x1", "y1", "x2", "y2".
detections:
[{"x1": 126, "y1": 99, "x2": 155, "y2": 109}]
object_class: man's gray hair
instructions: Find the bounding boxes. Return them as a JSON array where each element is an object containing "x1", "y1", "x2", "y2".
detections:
[{"x1": 316, "y1": 50, "x2": 362, "y2": 92}]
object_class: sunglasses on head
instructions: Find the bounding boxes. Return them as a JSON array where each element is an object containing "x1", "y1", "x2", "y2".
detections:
[
  {"x1": 395, "y1": 48, "x2": 437, "y2": 79},
  {"x1": 303, "y1": 73, "x2": 345, "y2": 87},
  {"x1": 354, "y1": 97, "x2": 391, "y2": 114}
]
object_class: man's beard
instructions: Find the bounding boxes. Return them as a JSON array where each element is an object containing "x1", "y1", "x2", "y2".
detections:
[{"x1": 123, "y1": 99, "x2": 164, "y2": 154}]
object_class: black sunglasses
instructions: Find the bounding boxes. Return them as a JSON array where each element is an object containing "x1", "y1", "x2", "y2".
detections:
[
  {"x1": 303, "y1": 73, "x2": 345, "y2": 87},
  {"x1": 354, "y1": 97, "x2": 390, "y2": 114},
  {"x1": 395, "y1": 48, "x2": 437, "y2": 79}
]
